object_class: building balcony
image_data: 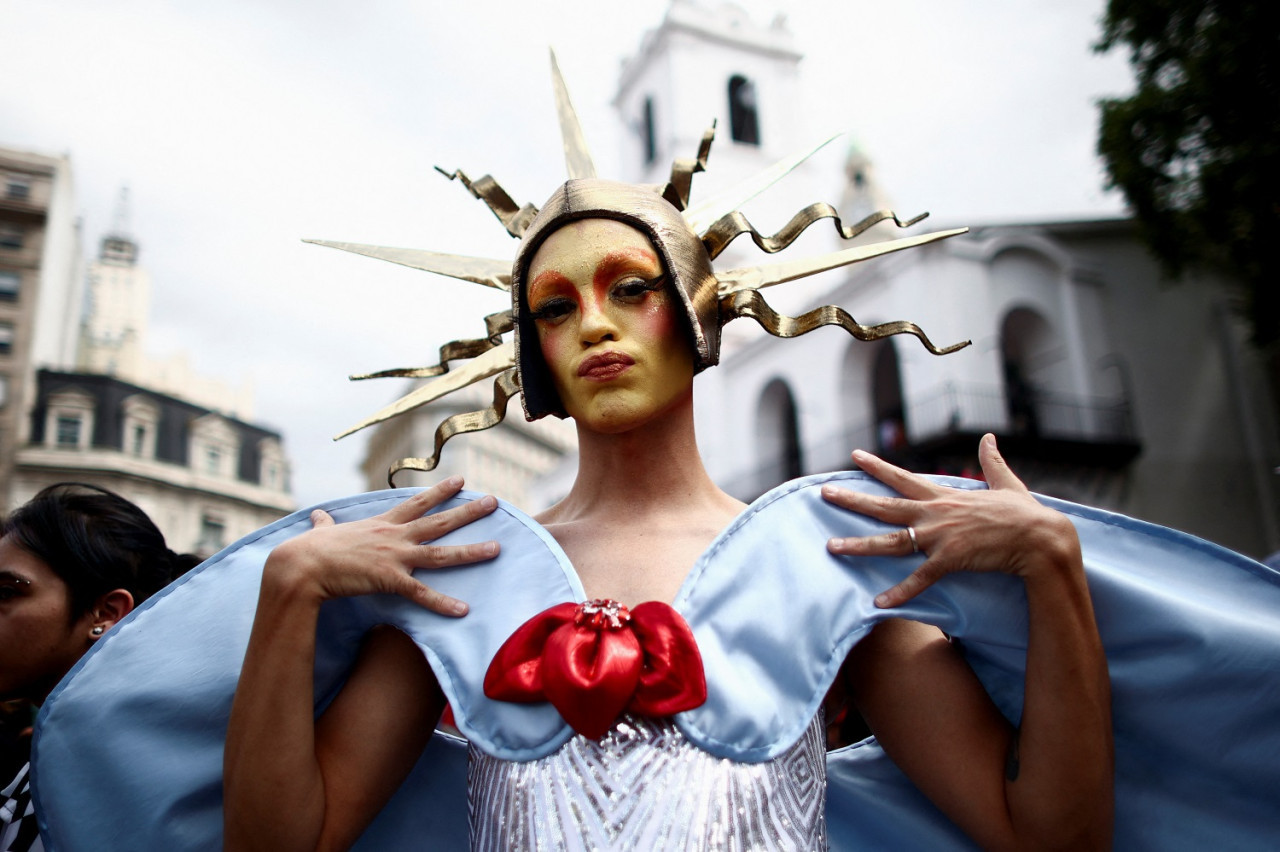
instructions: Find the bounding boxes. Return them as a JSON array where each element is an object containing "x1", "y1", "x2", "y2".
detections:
[
  {"x1": 891, "y1": 382, "x2": 1142, "y2": 470},
  {"x1": 722, "y1": 383, "x2": 1142, "y2": 501}
]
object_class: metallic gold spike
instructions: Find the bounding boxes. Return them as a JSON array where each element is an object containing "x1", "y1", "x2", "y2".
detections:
[
  {"x1": 333, "y1": 340, "x2": 516, "y2": 439},
  {"x1": 550, "y1": 49, "x2": 596, "y2": 180},
  {"x1": 350, "y1": 311, "x2": 513, "y2": 381},
  {"x1": 303, "y1": 240, "x2": 511, "y2": 290},
  {"x1": 715, "y1": 227, "x2": 969, "y2": 296},
  {"x1": 683, "y1": 133, "x2": 840, "y2": 234}
]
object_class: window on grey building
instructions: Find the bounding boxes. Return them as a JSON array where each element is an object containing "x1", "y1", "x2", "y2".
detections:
[
  {"x1": 0, "y1": 270, "x2": 18, "y2": 301},
  {"x1": 0, "y1": 322, "x2": 14, "y2": 354},
  {"x1": 5, "y1": 176, "x2": 31, "y2": 201},
  {"x1": 56, "y1": 415, "x2": 82, "y2": 447},
  {"x1": 0, "y1": 226, "x2": 22, "y2": 251},
  {"x1": 206, "y1": 445, "x2": 224, "y2": 475},
  {"x1": 728, "y1": 75, "x2": 760, "y2": 145},
  {"x1": 131, "y1": 423, "x2": 148, "y2": 456}
]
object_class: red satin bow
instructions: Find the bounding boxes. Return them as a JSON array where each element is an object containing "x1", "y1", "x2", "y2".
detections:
[{"x1": 483, "y1": 599, "x2": 707, "y2": 740}]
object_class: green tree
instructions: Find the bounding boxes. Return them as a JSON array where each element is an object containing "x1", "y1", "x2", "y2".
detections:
[{"x1": 1095, "y1": 0, "x2": 1278, "y2": 357}]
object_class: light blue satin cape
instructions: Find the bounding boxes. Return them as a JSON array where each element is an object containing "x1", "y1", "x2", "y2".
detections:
[{"x1": 30, "y1": 473, "x2": 1280, "y2": 850}]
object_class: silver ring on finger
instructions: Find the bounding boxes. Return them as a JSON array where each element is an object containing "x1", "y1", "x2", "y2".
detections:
[{"x1": 905, "y1": 525, "x2": 921, "y2": 555}]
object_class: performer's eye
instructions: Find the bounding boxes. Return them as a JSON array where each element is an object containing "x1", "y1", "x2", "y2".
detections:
[
  {"x1": 530, "y1": 298, "x2": 575, "y2": 323},
  {"x1": 611, "y1": 275, "x2": 664, "y2": 303}
]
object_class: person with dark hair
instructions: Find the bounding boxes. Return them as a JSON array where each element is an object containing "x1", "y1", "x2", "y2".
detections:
[{"x1": 0, "y1": 484, "x2": 195, "y2": 852}]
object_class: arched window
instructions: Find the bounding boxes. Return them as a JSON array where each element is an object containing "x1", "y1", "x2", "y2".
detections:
[
  {"x1": 1000, "y1": 308, "x2": 1061, "y2": 437},
  {"x1": 642, "y1": 96, "x2": 657, "y2": 165},
  {"x1": 839, "y1": 339, "x2": 877, "y2": 454},
  {"x1": 871, "y1": 342, "x2": 907, "y2": 454},
  {"x1": 728, "y1": 75, "x2": 760, "y2": 145},
  {"x1": 756, "y1": 379, "x2": 802, "y2": 490}
]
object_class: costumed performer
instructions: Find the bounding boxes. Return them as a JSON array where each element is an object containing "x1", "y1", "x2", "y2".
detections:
[{"x1": 218, "y1": 53, "x2": 1110, "y2": 850}]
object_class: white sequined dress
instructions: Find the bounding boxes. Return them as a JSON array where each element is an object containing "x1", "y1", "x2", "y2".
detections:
[{"x1": 468, "y1": 714, "x2": 828, "y2": 850}]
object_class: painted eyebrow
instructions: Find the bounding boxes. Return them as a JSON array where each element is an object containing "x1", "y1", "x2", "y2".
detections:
[
  {"x1": 591, "y1": 248, "x2": 662, "y2": 290},
  {"x1": 528, "y1": 269, "x2": 573, "y2": 303},
  {"x1": 529, "y1": 245, "x2": 663, "y2": 304}
]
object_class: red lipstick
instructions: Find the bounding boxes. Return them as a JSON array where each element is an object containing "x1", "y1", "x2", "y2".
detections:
[{"x1": 577, "y1": 350, "x2": 635, "y2": 380}]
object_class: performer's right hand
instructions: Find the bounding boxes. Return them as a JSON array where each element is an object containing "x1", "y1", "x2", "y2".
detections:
[{"x1": 262, "y1": 476, "x2": 499, "y2": 616}]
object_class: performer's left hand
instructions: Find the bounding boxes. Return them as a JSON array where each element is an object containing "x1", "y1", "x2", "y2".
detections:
[{"x1": 822, "y1": 433, "x2": 1081, "y2": 607}]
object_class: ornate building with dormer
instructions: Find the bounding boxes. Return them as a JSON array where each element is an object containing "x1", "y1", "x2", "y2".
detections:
[{"x1": 6, "y1": 200, "x2": 294, "y2": 557}]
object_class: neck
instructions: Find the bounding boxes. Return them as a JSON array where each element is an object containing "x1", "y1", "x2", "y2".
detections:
[{"x1": 543, "y1": 391, "x2": 738, "y2": 524}]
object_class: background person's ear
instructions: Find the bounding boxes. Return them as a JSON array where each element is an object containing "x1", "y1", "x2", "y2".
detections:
[{"x1": 89, "y1": 588, "x2": 136, "y2": 638}]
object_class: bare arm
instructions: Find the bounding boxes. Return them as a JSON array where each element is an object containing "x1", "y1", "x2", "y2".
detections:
[
  {"x1": 223, "y1": 479, "x2": 499, "y2": 852},
  {"x1": 826, "y1": 435, "x2": 1113, "y2": 851}
]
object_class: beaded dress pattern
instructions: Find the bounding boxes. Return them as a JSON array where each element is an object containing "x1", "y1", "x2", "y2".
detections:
[{"x1": 468, "y1": 714, "x2": 828, "y2": 850}]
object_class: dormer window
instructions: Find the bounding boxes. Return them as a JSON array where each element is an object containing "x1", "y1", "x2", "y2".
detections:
[
  {"x1": 44, "y1": 389, "x2": 95, "y2": 451},
  {"x1": 122, "y1": 395, "x2": 159, "y2": 459},
  {"x1": 190, "y1": 414, "x2": 240, "y2": 480},
  {"x1": 728, "y1": 75, "x2": 760, "y2": 145}
]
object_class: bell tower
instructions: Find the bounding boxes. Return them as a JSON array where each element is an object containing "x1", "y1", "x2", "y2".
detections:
[
  {"x1": 615, "y1": 2, "x2": 806, "y2": 199},
  {"x1": 615, "y1": 2, "x2": 895, "y2": 243}
]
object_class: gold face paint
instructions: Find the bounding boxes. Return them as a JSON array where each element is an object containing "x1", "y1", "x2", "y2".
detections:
[{"x1": 528, "y1": 219, "x2": 695, "y2": 433}]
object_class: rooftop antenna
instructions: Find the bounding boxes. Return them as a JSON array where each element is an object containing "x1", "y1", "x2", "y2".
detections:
[
  {"x1": 107, "y1": 186, "x2": 132, "y2": 239},
  {"x1": 101, "y1": 186, "x2": 138, "y2": 264}
]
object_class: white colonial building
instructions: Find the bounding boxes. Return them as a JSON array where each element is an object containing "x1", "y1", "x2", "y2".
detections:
[{"x1": 619, "y1": 2, "x2": 1279, "y2": 559}]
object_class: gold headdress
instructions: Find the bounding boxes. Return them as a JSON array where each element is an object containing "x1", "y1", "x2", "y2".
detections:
[{"x1": 310, "y1": 52, "x2": 969, "y2": 482}]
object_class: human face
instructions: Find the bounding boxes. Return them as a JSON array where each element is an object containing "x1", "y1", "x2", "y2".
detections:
[
  {"x1": 0, "y1": 534, "x2": 97, "y2": 704},
  {"x1": 527, "y1": 218, "x2": 695, "y2": 433}
]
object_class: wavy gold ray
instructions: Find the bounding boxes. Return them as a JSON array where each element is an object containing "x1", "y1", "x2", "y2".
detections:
[
  {"x1": 304, "y1": 240, "x2": 512, "y2": 290},
  {"x1": 722, "y1": 289, "x2": 970, "y2": 355},
  {"x1": 550, "y1": 49, "x2": 596, "y2": 180},
  {"x1": 714, "y1": 227, "x2": 968, "y2": 296},
  {"x1": 683, "y1": 133, "x2": 840, "y2": 234},
  {"x1": 702, "y1": 206, "x2": 928, "y2": 261},
  {"x1": 662, "y1": 124, "x2": 716, "y2": 212},
  {"x1": 386, "y1": 369, "x2": 522, "y2": 483},
  {"x1": 433, "y1": 168, "x2": 539, "y2": 238},
  {"x1": 334, "y1": 341, "x2": 515, "y2": 440}
]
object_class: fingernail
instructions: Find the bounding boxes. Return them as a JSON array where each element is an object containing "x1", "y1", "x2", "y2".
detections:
[
  {"x1": 451, "y1": 600, "x2": 469, "y2": 615},
  {"x1": 480, "y1": 495, "x2": 497, "y2": 509},
  {"x1": 874, "y1": 593, "x2": 890, "y2": 608},
  {"x1": 444, "y1": 475, "x2": 463, "y2": 488},
  {"x1": 851, "y1": 450, "x2": 869, "y2": 464},
  {"x1": 484, "y1": 541, "x2": 498, "y2": 557},
  {"x1": 821, "y1": 484, "x2": 836, "y2": 497},
  {"x1": 828, "y1": 537, "x2": 844, "y2": 549}
]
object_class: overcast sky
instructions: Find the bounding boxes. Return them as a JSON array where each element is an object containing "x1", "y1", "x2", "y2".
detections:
[{"x1": 2, "y1": 0, "x2": 1134, "y2": 506}]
